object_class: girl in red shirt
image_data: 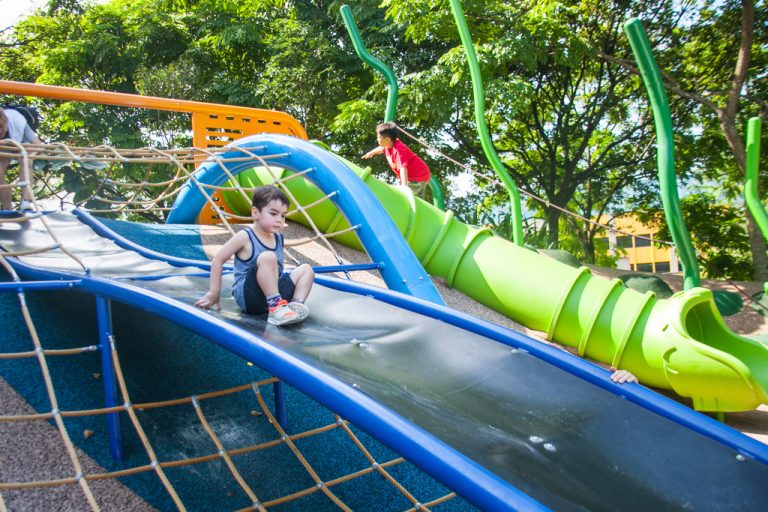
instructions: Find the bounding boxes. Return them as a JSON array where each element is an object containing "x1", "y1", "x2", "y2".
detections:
[{"x1": 363, "y1": 122, "x2": 431, "y2": 197}]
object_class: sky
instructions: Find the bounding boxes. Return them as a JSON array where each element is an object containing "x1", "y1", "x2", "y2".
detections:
[{"x1": 0, "y1": 0, "x2": 46, "y2": 29}]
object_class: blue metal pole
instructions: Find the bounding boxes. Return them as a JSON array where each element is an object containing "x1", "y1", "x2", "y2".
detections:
[
  {"x1": 0, "y1": 280, "x2": 81, "y2": 292},
  {"x1": 312, "y1": 263, "x2": 381, "y2": 274},
  {"x1": 95, "y1": 295, "x2": 123, "y2": 461},
  {"x1": 273, "y1": 381, "x2": 287, "y2": 430}
]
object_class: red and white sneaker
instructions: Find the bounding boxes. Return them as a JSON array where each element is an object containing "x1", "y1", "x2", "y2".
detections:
[
  {"x1": 287, "y1": 301, "x2": 310, "y2": 322},
  {"x1": 268, "y1": 299, "x2": 302, "y2": 326}
]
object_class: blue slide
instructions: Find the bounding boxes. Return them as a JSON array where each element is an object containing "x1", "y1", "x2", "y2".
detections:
[{"x1": 2, "y1": 206, "x2": 768, "y2": 510}]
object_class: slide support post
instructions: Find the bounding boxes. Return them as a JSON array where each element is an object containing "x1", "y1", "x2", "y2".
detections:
[{"x1": 95, "y1": 295, "x2": 123, "y2": 462}]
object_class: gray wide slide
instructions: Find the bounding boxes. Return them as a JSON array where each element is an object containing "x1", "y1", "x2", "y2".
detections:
[{"x1": 2, "y1": 212, "x2": 768, "y2": 511}]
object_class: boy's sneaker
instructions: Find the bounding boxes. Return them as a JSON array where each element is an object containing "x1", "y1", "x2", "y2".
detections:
[
  {"x1": 19, "y1": 200, "x2": 34, "y2": 212},
  {"x1": 288, "y1": 301, "x2": 310, "y2": 322},
  {"x1": 268, "y1": 299, "x2": 302, "y2": 326}
]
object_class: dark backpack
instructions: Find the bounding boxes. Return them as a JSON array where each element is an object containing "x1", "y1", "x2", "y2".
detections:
[{"x1": 3, "y1": 105, "x2": 41, "y2": 132}]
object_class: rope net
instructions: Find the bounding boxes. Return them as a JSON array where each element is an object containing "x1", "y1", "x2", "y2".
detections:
[
  {"x1": 0, "y1": 140, "x2": 371, "y2": 276},
  {"x1": 0, "y1": 141, "x2": 463, "y2": 510},
  {"x1": 393, "y1": 123, "x2": 675, "y2": 248}
]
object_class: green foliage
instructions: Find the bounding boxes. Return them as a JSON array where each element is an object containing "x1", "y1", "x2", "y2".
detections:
[
  {"x1": 0, "y1": 0, "x2": 381, "y2": 217},
  {"x1": 0, "y1": 0, "x2": 763, "y2": 277},
  {"x1": 666, "y1": 0, "x2": 768, "y2": 195},
  {"x1": 712, "y1": 290, "x2": 743, "y2": 317},
  {"x1": 619, "y1": 273, "x2": 674, "y2": 299},
  {"x1": 539, "y1": 249, "x2": 581, "y2": 269},
  {"x1": 640, "y1": 192, "x2": 754, "y2": 281}
]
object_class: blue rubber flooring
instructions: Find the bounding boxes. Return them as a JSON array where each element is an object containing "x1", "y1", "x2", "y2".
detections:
[{"x1": 0, "y1": 218, "x2": 475, "y2": 511}]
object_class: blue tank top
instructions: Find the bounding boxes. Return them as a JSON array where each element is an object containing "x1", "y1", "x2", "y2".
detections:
[{"x1": 232, "y1": 229, "x2": 284, "y2": 308}]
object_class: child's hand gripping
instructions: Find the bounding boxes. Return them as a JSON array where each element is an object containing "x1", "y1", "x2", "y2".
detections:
[{"x1": 195, "y1": 291, "x2": 221, "y2": 311}]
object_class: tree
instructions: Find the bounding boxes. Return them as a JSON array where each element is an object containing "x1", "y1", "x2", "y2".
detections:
[
  {"x1": 1, "y1": 0, "x2": 764, "y2": 282},
  {"x1": 640, "y1": 193, "x2": 753, "y2": 280},
  {"x1": 0, "y1": 0, "x2": 384, "y2": 216},
  {"x1": 602, "y1": 0, "x2": 768, "y2": 280},
  {"x1": 363, "y1": 0, "x2": 704, "y2": 261}
]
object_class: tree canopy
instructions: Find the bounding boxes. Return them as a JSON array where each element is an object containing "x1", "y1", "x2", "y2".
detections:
[{"x1": 1, "y1": 0, "x2": 766, "y2": 279}]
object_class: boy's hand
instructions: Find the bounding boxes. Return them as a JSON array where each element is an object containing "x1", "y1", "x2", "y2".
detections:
[
  {"x1": 362, "y1": 151, "x2": 374, "y2": 159},
  {"x1": 195, "y1": 291, "x2": 221, "y2": 310}
]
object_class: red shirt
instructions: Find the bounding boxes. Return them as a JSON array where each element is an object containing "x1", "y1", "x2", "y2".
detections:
[{"x1": 383, "y1": 139, "x2": 430, "y2": 182}]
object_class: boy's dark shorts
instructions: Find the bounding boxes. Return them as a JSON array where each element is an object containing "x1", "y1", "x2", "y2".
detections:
[{"x1": 241, "y1": 270, "x2": 296, "y2": 314}]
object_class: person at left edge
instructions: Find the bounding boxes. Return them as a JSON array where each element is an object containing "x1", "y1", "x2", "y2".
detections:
[{"x1": 0, "y1": 107, "x2": 42, "y2": 211}]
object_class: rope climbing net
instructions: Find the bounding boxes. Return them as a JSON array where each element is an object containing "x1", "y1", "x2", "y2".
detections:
[
  {"x1": 0, "y1": 141, "x2": 461, "y2": 511},
  {"x1": 0, "y1": 140, "x2": 367, "y2": 274},
  {"x1": 393, "y1": 123, "x2": 674, "y2": 248}
]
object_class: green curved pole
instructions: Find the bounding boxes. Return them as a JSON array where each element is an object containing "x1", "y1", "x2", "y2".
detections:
[
  {"x1": 340, "y1": 5, "x2": 398, "y2": 122},
  {"x1": 429, "y1": 176, "x2": 445, "y2": 208},
  {"x1": 744, "y1": 117, "x2": 767, "y2": 234},
  {"x1": 339, "y1": 4, "x2": 446, "y2": 211},
  {"x1": 743, "y1": 117, "x2": 768, "y2": 293},
  {"x1": 624, "y1": 18, "x2": 700, "y2": 290},
  {"x1": 448, "y1": 0, "x2": 524, "y2": 246}
]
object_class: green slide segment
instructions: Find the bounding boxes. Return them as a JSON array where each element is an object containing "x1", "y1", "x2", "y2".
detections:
[{"x1": 223, "y1": 155, "x2": 768, "y2": 413}]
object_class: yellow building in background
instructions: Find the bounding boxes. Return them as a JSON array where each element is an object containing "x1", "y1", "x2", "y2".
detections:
[{"x1": 601, "y1": 215, "x2": 679, "y2": 274}]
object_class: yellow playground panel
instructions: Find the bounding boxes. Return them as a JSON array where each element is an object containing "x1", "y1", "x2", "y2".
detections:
[{"x1": 0, "y1": 79, "x2": 308, "y2": 224}]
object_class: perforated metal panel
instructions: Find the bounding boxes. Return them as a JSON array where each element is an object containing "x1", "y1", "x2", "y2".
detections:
[{"x1": 191, "y1": 111, "x2": 308, "y2": 224}]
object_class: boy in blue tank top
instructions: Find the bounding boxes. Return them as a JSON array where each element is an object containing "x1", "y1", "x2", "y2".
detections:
[{"x1": 196, "y1": 186, "x2": 314, "y2": 326}]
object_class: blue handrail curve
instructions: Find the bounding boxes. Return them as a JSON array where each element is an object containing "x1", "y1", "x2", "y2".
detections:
[{"x1": 166, "y1": 134, "x2": 444, "y2": 305}]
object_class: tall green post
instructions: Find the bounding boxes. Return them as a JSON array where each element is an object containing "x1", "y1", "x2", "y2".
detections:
[
  {"x1": 744, "y1": 118, "x2": 767, "y2": 235},
  {"x1": 743, "y1": 117, "x2": 768, "y2": 293},
  {"x1": 624, "y1": 18, "x2": 700, "y2": 290},
  {"x1": 340, "y1": 5, "x2": 446, "y2": 210},
  {"x1": 340, "y1": 5, "x2": 398, "y2": 122},
  {"x1": 448, "y1": 0, "x2": 524, "y2": 246}
]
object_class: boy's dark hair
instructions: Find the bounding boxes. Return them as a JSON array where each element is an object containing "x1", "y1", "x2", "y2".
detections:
[
  {"x1": 252, "y1": 185, "x2": 289, "y2": 210},
  {"x1": 376, "y1": 122, "x2": 399, "y2": 141}
]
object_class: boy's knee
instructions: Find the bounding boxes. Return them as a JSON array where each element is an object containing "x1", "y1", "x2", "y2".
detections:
[
  {"x1": 301, "y1": 263, "x2": 315, "y2": 278},
  {"x1": 257, "y1": 251, "x2": 278, "y2": 266}
]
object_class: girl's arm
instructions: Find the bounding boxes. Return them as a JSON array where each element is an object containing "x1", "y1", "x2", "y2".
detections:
[{"x1": 362, "y1": 146, "x2": 384, "y2": 159}]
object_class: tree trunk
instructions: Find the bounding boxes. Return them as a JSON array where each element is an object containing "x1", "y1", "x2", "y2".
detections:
[
  {"x1": 721, "y1": 0, "x2": 762, "y2": 280},
  {"x1": 714, "y1": 118, "x2": 768, "y2": 280},
  {"x1": 581, "y1": 231, "x2": 596, "y2": 264},
  {"x1": 546, "y1": 208, "x2": 561, "y2": 248}
]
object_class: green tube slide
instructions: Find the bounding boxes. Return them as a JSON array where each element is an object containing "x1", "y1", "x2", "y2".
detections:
[{"x1": 223, "y1": 152, "x2": 768, "y2": 413}]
